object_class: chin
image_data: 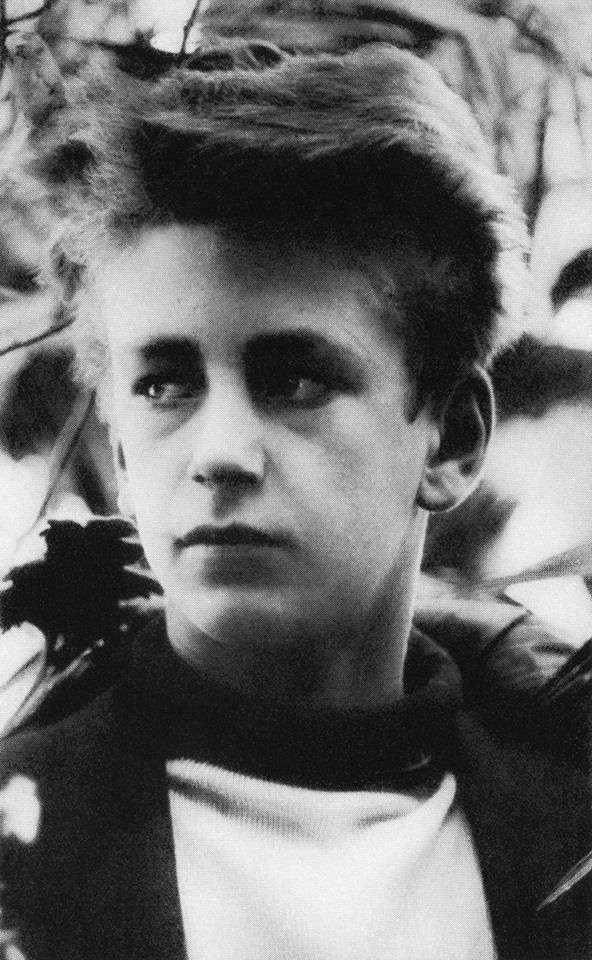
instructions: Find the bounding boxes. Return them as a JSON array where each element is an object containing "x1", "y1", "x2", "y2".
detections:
[{"x1": 177, "y1": 588, "x2": 314, "y2": 649}]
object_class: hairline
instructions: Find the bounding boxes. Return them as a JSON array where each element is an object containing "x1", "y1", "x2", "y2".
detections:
[{"x1": 71, "y1": 216, "x2": 476, "y2": 424}]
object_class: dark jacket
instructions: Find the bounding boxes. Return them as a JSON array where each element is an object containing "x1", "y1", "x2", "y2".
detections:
[{"x1": 0, "y1": 609, "x2": 590, "y2": 960}]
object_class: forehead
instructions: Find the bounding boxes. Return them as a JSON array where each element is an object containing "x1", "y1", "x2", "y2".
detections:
[{"x1": 95, "y1": 223, "x2": 405, "y2": 366}]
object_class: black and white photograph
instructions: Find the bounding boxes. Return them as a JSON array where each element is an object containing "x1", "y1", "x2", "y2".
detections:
[{"x1": 0, "y1": 2, "x2": 589, "y2": 958}]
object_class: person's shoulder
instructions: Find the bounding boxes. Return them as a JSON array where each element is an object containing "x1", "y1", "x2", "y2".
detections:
[
  {"x1": 0, "y1": 680, "x2": 119, "y2": 786},
  {"x1": 415, "y1": 575, "x2": 590, "y2": 749},
  {"x1": 444, "y1": 621, "x2": 591, "y2": 955},
  {"x1": 464, "y1": 624, "x2": 590, "y2": 765},
  {"x1": 0, "y1": 515, "x2": 164, "y2": 768}
]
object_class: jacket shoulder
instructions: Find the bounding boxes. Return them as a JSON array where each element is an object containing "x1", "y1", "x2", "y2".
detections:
[{"x1": 0, "y1": 683, "x2": 120, "y2": 795}]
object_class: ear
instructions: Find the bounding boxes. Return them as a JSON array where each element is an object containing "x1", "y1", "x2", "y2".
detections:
[{"x1": 417, "y1": 366, "x2": 494, "y2": 513}]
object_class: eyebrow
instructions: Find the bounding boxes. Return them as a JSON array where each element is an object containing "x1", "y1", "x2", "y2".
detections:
[
  {"x1": 122, "y1": 330, "x2": 365, "y2": 365},
  {"x1": 122, "y1": 336, "x2": 202, "y2": 363},
  {"x1": 246, "y1": 331, "x2": 364, "y2": 365}
]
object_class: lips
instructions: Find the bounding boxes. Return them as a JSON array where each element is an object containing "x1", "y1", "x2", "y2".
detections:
[{"x1": 176, "y1": 523, "x2": 292, "y2": 549}]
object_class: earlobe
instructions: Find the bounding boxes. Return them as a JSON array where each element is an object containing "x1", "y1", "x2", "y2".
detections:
[{"x1": 416, "y1": 367, "x2": 494, "y2": 513}]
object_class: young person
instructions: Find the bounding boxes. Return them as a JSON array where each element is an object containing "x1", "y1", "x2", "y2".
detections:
[{"x1": 0, "y1": 41, "x2": 589, "y2": 960}]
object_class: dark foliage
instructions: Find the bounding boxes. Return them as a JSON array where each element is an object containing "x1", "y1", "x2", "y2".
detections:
[{"x1": 0, "y1": 516, "x2": 161, "y2": 665}]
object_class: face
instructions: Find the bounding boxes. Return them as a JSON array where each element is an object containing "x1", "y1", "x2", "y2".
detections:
[{"x1": 98, "y1": 224, "x2": 436, "y2": 661}]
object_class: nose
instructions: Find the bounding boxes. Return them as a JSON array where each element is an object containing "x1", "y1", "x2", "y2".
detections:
[{"x1": 187, "y1": 376, "x2": 266, "y2": 491}]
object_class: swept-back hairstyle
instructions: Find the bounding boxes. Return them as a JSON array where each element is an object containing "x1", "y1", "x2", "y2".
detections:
[{"x1": 36, "y1": 42, "x2": 527, "y2": 409}]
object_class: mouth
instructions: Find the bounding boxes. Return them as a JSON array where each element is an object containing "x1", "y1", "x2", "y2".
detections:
[{"x1": 175, "y1": 524, "x2": 293, "y2": 550}]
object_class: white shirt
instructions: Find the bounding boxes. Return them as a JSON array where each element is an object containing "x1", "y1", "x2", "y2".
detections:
[{"x1": 167, "y1": 760, "x2": 496, "y2": 960}]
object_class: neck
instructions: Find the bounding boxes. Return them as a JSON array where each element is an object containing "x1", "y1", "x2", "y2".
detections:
[
  {"x1": 164, "y1": 569, "x2": 417, "y2": 713},
  {"x1": 127, "y1": 613, "x2": 461, "y2": 790}
]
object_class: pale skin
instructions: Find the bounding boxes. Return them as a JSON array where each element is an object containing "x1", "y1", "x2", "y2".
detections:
[{"x1": 95, "y1": 223, "x2": 491, "y2": 711}]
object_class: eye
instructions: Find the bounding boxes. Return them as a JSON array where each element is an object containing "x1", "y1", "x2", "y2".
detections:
[
  {"x1": 246, "y1": 334, "x2": 365, "y2": 412},
  {"x1": 253, "y1": 366, "x2": 334, "y2": 409},
  {"x1": 133, "y1": 374, "x2": 202, "y2": 407}
]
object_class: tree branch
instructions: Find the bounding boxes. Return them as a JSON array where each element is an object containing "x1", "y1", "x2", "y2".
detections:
[
  {"x1": 7, "y1": 1, "x2": 57, "y2": 27},
  {"x1": 179, "y1": 0, "x2": 204, "y2": 59},
  {"x1": 0, "y1": 0, "x2": 8, "y2": 89},
  {"x1": 0, "y1": 316, "x2": 74, "y2": 359}
]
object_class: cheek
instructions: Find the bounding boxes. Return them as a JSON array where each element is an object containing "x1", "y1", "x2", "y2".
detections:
[
  {"x1": 277, "y1": 408, "x2": 426, "y2": 544},
  {"x1": 118, "y1": 432, "x2": 182, "y2": 533}
]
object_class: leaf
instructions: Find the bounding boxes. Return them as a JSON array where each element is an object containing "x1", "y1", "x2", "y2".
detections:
[
  {"x1": 482, "y1": 538, "x2": 592, "y2": 591},
  {"x1": 0, "y1": 516, "x2": 162, "y2": 662}
]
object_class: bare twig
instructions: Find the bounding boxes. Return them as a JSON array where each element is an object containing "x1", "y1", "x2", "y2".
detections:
[
  {"x1": 179, "y1": 0, "x2": 204, "y2": 59},
  {"x1": 0, "y1": 650, "x2": 41, "y2": 701},
  {"x1": 527, "y1": 74, "x2": 549, "y2": 227},
  {"x1": 7, "y1": 0, "x2": 56, "y2": 27},
  {"x1": 571, "y1": 74, "x2": 592, "y2": 176},
  {"x1": 35, "y1": 388, "x2": 95, "y2": 524},
  {"x1": 0, "y1": 316, "x2": 74, "y2": 359},
  {"x1": 0, "y1": 0, "x2": 9, "y2": 88}
]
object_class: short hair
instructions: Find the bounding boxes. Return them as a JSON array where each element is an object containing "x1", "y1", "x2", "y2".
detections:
[{"x1": 37, "y1": 42, "x2": 527, "y2": 411}]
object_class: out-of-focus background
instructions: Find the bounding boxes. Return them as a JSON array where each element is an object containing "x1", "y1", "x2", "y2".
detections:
[{"x1": 2, "y1": 0, "x2": 592, "y2": 724}]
